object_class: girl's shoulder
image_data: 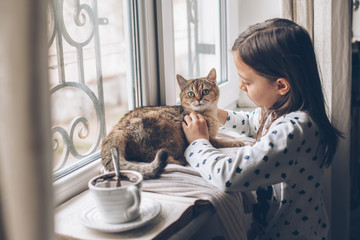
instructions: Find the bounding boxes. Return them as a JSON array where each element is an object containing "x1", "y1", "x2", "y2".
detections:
[
  {"x1": 279, "y1": 111, "x2": 313, "y2": 123},
  {"x1": 272, "y1": 111, "x2": 318, "y2": 134}
]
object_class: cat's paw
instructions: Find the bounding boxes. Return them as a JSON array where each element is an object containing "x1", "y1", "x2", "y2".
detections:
[
  {"x1": 231, "y1": 141, "x2": 245, "y2": 147},
  {"x1": 168, "y1": 156, "x2": 187, "y2": 166}
]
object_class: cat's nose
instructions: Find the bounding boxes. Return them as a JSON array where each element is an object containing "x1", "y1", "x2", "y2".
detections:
[{"x1": 195, "y1": 95, "x2": 201, "y2": 101}]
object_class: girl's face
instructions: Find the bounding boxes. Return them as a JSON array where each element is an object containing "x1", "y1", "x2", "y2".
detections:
[{"x1": 233, "y1": 53, "x2": 281, "y2": 110}]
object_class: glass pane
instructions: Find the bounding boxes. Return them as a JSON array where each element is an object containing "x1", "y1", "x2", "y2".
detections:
[
  {"x1": 48, "y1": 0, "x2": 131, "y2": 175},
  {"x1": 173, "y1": 0, "x2": 225, "y2": 83}
]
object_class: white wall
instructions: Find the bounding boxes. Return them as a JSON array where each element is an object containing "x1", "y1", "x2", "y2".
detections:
[{"x1": 237, "y1": 0, "x2": 282, "y2": 33}]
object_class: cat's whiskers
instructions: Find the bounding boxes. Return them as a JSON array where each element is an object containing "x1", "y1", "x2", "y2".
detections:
[
  {"x1": 194, "y1": 98, "x2": 209, "y2": 105},
  {"x1": 190, "y1": 101, "x2": 214, "y2": 111}
]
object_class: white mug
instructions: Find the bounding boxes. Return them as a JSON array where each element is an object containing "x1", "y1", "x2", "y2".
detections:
[{"x1": 88, "y1": 170, "x2": 143, "y2": 224}]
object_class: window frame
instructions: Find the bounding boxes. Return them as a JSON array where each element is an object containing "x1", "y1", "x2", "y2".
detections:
[{"x1": 219, "y1": 0, "x2": 241, "y2": 109}]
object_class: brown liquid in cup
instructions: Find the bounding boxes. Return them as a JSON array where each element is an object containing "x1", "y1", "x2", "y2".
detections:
[{"x1": 92, "y1": 174, "x2": 138, "y2": 188}]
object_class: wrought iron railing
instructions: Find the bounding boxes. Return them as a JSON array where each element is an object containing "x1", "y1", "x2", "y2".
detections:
[{"x1": 48, "y1": 0, "x2": 108, "y2": 173}]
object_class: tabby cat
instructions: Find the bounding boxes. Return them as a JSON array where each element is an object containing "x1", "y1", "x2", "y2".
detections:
[{"x1": 101, "y1": 68, "x2": 244, "y2": 179}]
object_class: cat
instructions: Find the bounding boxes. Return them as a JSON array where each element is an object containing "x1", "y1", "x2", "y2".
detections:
[{"x1": 101, "y1": 68, "x2": 244, "y2": 179}]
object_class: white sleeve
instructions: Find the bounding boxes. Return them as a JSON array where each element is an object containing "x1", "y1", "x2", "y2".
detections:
[
  {"x1": 185, "y1": 113, "x2": 320, "y2": 192},
  {"x1": 222, "y1": 108, "x2": 261, "y2": 138}
]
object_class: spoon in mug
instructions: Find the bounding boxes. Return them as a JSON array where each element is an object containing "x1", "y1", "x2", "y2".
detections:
[{"x1": 111, "y1": 147, "x2": 122, "y2": 187}]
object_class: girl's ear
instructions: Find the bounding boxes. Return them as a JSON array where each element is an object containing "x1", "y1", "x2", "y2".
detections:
[{"x1": 276, "y1": 78, "x2": 290, "y2": 95}]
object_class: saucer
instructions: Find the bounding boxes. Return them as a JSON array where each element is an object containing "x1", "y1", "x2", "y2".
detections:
[{"x1": 79, "y1": 197, "x2": 161, "y2": 233}]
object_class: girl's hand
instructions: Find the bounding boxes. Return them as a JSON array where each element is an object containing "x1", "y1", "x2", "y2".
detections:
[{"x1": 182, "y1": 112, "x2": 209, "y2": 143}]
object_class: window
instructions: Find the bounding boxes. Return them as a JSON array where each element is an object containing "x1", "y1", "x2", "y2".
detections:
[
  {"x1": 49, "y1": 0, "x2": 133, "y2": 179},
  {"x1": 50, "y1": 0, "x2": 247, "y2": 185},
  {"x1": 173, "y1": 0, "x2": 227, "y2": 83}
]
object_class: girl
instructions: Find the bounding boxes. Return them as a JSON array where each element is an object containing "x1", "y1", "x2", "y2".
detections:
[{"x1": 182, "y1": 18, "x2": 342, "y2": 240}]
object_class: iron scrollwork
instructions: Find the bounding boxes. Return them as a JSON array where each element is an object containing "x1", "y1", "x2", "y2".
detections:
[{"x1": 48, "y1": 0, "x2": 108, "y2": 172}]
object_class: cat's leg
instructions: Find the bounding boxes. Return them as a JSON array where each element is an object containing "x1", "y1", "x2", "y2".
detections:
[
  {"x1": 209, "y1": 137, "x2": 244, "y2": 148},
  {"x1": 163, "y1": 143, "x2": 187, "y2": 166}
]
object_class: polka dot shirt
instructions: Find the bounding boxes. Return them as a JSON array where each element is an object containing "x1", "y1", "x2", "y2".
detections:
[{"x1": 185, "y1": 108, "x2": 329, "y2": 240}]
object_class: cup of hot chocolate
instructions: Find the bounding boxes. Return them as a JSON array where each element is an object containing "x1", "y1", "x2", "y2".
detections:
[{"x1": 88, "y1": 170, "x2": 143, "y2": 224}]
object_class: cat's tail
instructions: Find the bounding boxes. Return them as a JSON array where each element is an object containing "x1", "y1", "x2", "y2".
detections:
[
  {"x1": 101, "y1": 139, "x2": 169, "y2": 179},
  {"x1": 133, "y1": 149, "x2": 169, "y2": 179}
]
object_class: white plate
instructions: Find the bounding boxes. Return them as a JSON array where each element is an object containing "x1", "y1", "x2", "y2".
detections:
[{"x1": 79, "y1": 197, "x2": 161, "y2": 233}]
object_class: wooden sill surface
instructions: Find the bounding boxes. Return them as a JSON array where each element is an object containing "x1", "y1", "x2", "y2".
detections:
[{"x1": 55, "y1": 190, "x2": 212, "y2": 240}]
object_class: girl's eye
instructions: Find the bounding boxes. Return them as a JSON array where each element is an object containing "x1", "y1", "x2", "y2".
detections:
[
  {"x1": 202, "y1": 89, "x2": 210, "y2": 95},
  {"x1": 187, "y1": 91, "x2": 195, "y2": 98}
]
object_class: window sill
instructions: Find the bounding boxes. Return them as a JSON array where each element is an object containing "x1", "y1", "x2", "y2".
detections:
[
  {"x1": 55, "y1": 189, "x2": 216, "y2": 240},
  {"x1": 53, "y1": 158, "x2": 103, "y2": 206}
]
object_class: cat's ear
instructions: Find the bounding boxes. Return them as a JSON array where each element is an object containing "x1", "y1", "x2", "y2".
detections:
[
  {"x1": 176, "y1": 74, "x2": 187, "y2": 90},
  {"x1": 207, "y1": 68, "x2": 217, "y2": 85}
]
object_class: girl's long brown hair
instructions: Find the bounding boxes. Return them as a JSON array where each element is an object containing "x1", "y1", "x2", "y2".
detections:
[{"x1": 232, "y1": 18, "x2": 342, "y2": 167}]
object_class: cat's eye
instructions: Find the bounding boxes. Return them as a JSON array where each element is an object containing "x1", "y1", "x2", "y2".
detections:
[
  {"x1": 187, "y1": 91, "x2": 195, "y2": 98},
  {"x1": 202, "y1": 89, "x2": 210, "y2": 95}
]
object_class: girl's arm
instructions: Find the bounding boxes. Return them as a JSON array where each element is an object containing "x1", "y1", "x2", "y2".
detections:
[
  {"x1": 220, "y1": 108, "x2": 260, "y2": 138},
  {"x1": 184, "y1": 112, "x2": 321, "y2": 192},
  {"x1": 183, "y1": 108, "x2": 260, "y2": 145}
]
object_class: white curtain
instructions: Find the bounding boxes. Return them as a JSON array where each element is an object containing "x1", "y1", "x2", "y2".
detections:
[
  {"x1": 282, "y1": 1, "x2": 352, "y2": 239},
  {"x1": 0, "y1": 0, "x2": 54, "y2": 239}
]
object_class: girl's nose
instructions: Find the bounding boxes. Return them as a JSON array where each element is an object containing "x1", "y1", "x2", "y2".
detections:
[{"x1": 239, "y1": 81, "x2": 247, "y2": 92}]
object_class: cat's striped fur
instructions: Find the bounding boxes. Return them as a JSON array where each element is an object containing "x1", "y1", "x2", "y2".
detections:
[{"x1": 101, "y1": 68, "x2": 244, "y2": 179}]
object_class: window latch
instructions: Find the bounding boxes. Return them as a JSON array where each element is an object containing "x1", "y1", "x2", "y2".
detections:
[{"x1": 97, "y1": 18, "x2": 109, "y2": 25}]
